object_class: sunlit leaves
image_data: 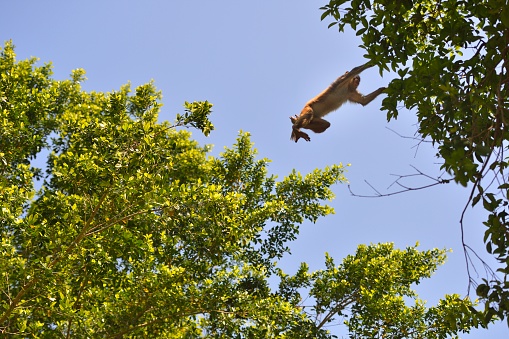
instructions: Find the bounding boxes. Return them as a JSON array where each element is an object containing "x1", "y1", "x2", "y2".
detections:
[
  {"x1": 0, "y1": 42, "x2": 348, "y2": 337},
  {"x1": 175, "y1": 100, "x2": 214, "y2": 136}
]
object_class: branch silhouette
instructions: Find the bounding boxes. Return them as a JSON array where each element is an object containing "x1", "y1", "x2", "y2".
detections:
[{"x1": 348, "y1": 165, "x2": 451, "y2": 198}]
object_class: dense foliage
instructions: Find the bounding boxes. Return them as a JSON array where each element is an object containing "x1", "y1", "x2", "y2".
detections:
[
  {"x1": 0, "y1": 41, "x2": 485, "y2": 337},
  {"x1": 321, "y1": 0, "x2": 509, "y2": 325}
]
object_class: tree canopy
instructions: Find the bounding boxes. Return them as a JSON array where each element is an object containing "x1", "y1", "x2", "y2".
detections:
[
  {"x1": 321, "y1": 0, "x2": 509, "y2": 325},
  {"x1": 0, "y1": 40, "x2": 487, "y2": 337}
]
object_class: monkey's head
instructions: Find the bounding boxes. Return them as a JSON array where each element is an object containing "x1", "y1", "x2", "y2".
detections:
[{"x1": 349, "y1": 75, "x2": 361, "y2": 91}]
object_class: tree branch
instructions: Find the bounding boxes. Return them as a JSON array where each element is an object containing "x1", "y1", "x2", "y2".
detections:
[{"x1": 349, "y1": 166, "x2": 451, "y2": 198}]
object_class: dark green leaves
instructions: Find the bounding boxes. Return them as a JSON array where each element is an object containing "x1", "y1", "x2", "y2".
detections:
[{"x1": 321, "y1": 0, "x2": 509, "y2": 324}]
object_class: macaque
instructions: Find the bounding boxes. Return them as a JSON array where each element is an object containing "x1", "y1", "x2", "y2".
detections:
[{"x1": 290, "y1": 62, "x2": 386, "y2": 142}]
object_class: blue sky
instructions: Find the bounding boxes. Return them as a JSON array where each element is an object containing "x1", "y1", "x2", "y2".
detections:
[{"x1": 2, "y1": 1, "x2": 507, "y2": 337}]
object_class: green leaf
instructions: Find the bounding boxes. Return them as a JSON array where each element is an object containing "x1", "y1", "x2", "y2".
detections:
[
  {"x1": 356, "y1": 27, "x2": 367, "y2": 36},
  {"x1": 501, "y1": 7, "x2": 509, "y2": 28}
]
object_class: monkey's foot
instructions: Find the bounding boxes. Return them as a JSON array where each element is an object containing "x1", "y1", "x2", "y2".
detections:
[
  {"x1": 300, "y1": 132, "x2": 311, "y2": 142},
  {"x1": 291, "y1": 130, "x2": 310, "y2": 143}
]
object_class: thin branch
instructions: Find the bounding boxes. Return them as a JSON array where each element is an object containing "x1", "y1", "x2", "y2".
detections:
[
  {"x1": 385, "y1": 127, "x2": 431, "y2": 143},
  {"x1": 316, "y1": 293, "x2": 357, "y2": 331},
  {"x1": 385, "y1": 127, "x2": 432, "y2": 158},
  {"x1": 458, "y1": 148, "x2": 504, "y2": 295},
  {"x1": 85, "y1": 207, "x2": 163, "y2": 236},
  {"x1": 349, "y1": 166, "x2": 451, "y2": 198}
]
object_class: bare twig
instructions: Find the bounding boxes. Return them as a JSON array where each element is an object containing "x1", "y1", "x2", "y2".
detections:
[
  {"x1": 385, "y1": 127, "x2": 431, "y2": 157},
  {"x1": 349, "y1": 166, "x2": 451, "y2": 198}
]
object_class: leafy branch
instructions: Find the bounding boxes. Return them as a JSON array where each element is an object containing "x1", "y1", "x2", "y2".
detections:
[{"x1": 173, "y1": 101, "x2": 214, "y2": 136}]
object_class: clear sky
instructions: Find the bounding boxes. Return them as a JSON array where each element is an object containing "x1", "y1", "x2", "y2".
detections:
[{"x1": 1, "y1": 1, "x2": 507, "y2": 337}]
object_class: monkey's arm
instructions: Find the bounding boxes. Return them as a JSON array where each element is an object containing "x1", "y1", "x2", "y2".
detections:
[{"x1": 350, "y1": 87, "x2": 387, "y2": 106}]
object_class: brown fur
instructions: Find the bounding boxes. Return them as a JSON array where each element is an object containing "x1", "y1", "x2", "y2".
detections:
[{"x1": 290, "y1": 62, "x2": 386, "y2": 142}]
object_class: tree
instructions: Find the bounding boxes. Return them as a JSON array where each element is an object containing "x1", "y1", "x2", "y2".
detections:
[
  {"x1": 0, "y1": 41, "x2": 485, "y2": 337},
  {"x1": 320, "y1": 0, "x2": 509, "y2": 325}
]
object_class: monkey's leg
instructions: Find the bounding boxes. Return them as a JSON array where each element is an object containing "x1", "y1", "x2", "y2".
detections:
[
  {"x1": 330, "y1": 62, "x2": 375, "y2": 88},
  {"x1": 348, "y1": 62, "x2": 374, "y2": 77},
  {"x1": 350, "y1": 87, "x2": 387, "y2": 106},
  {"x1": 305, "y1": 118, "x2": 331, "y2": 134},
  {"x1": 290, "y1": 118, "x2": 330, "y2": 142}
]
